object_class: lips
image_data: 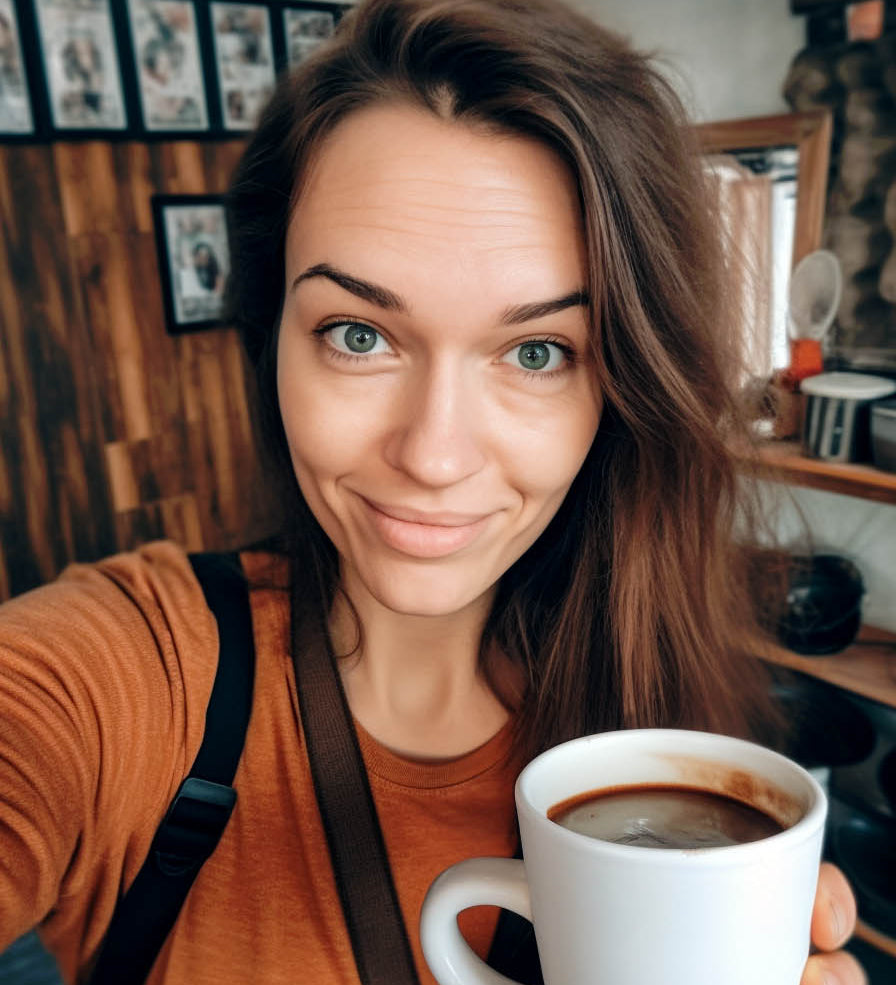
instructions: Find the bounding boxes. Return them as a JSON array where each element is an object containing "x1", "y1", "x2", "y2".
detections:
[{"x1": 359, "y1": 497, "x2": 492, "y2": 559}]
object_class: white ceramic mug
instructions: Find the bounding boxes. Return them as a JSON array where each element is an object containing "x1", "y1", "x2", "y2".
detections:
[{"x1": 420, "y1": 728, "x2": 827, "y2": 985}]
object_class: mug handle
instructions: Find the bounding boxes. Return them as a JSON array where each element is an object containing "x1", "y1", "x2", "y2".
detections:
[{"x1": 420, "y1": 857, "x2": 533, "y2": 985}]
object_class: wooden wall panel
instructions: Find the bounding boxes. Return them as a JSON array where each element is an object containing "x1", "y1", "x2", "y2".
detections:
[{"x1": 0, "y1": 138, "x2": 280, "y2": 600}]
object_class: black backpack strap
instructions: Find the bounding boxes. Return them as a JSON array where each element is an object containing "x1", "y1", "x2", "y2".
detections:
[{"x1": 88, "y1": 551, "x2": 255, "y2": 985}]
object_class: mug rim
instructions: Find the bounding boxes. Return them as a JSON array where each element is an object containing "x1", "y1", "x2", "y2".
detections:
[{"x1": 515, "y1": 728, "x2": 827, "y2": 863}]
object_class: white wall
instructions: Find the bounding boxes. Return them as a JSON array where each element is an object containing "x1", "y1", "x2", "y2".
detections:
[
  {"x1": 572, "y1": 0, "x2": 804, "y2": 122},
  {"x1": 574, "y1": 0, "x2": 896, "y2": 633}
]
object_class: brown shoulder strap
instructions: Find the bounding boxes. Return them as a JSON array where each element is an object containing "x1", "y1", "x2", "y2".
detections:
[{"x1": 292, "y1": 606, "x2": 421, "y2": 985}]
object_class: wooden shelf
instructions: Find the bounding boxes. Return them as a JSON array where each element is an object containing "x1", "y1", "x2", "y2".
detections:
[
  {"x1": 762, "y1": 625, "x2": 896, "y2": 708},
  {"x1": 763, "y1": 628, "x2": 896, "y2": 958},
  {"x1": 751, "y1": 441, "x2": 896, "y2": 505}
]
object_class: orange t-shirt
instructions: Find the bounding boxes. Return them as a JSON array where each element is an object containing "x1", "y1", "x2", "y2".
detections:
[{"x1": 0, "y1": 542, "x2": 522, "y2": 984}]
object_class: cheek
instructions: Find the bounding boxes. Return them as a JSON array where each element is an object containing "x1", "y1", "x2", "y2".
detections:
[
  {"x1": 509, "y1": 396, "x2": 602, "y2": 497},
  {"x1": 518, "y1": 443, "x2": 591, "y2": 508},
  {"x1": 277, "y1": 367, "x2": 385, "y2": 487},
  {"x1": 277, "y1": 351, "x2": 333, "y2": 477}
]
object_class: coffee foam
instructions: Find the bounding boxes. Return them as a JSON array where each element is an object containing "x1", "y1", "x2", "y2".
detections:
[{"x1": 657, "y1": 755, "x2": 806, "y2": 828}]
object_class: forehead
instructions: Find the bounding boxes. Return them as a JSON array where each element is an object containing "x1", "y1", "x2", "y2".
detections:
[{"x1": 286, "y1": 102, "x2": 586, "y2": 288}]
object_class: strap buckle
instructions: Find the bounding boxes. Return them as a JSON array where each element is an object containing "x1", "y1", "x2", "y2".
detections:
[{"x1": 152, "y1": 777, "x2": 237, "y2": 877}]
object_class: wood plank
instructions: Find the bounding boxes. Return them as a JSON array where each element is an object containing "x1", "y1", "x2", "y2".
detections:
[
  {"x1": 197, "y1": 335, "x2": 238, "y2": 532},
  {"x1": 71, "y1": 233, "x2": 125, "y2": 441},
  {"x1": 105, "y1": 441, "x2": 140, "y2": 513},
  {"x1": 57, "y1": 422, "x2": 91, "y2": 557},
  {"x1": 0, "y1": 138, "x2": 276, "y2": 596},
  {"x1": 17, "y1": 412, "x2": 55, "y2": 586},
  {"x1": 2, "y1": 143, "x2": 116, "y2": 585},
  {"x1": 159, "y1": 494, "x2": 204, "y2": 552},
  {"x1": 763, "y1": 626, "x2": 896, "y2": 708},
  {"x1": 752, "y1": 440, "x2": 896, "y2": 504},
  {"x1": 73, "y1": 232, "x2": 154, "y2": 442},
  {"x1": 114, "y1": 502, "x2": 167, "y2": 550},
  {"x1": 176, "y1": 333, "x2": 204, "y2": 424},
  {"x1": 112, "y1": 143, "x2": 152, "y2": 233},
  {"x1": 183, "y1": 413, "x2": 217, "y2": 548},
  {"x1": 53, "y1": 143, "x2": 123, "y2": 235},
  {"x1": 167, "y1": 141, "x2": 208, "y2": 193},
  {"x1": 223, "y1": 332, "x2": 254, "y2": 452},
  {"x1": 133, "y1": 232, "x2": 185, "y2": 425},
  {"x1": 125, "y1": 427, "x2": 194, "y2": 502},
  {"x1": 200, "y1": 140, "x2": 247, "y2": 194}
]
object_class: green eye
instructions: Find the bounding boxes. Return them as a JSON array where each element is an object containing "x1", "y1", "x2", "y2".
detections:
[
  {"x1": 518, "y1": 343, "x2": 551, "y2": 371},
  {"x1": 320, "y1": 322, "x2": 391, "y2": 357},
  {"x1": 507, "y1": 341, "x2": 568, "y2": 373},
  {"x1": 343, "y1": 325, "x2": 378, "y2": 353}
]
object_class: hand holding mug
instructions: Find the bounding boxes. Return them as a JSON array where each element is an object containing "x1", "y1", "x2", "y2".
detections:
[
  {"x1": 802, "y1": 862, "x2": 864, "y2": 985},
  {"x1": 421, "y1": 729, "x2": 831, "y2": 985}
]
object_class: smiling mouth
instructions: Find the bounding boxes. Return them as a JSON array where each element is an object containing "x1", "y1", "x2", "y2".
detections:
[{"x1": 360, "y1": 497, "x2": 492, "y2": 558}]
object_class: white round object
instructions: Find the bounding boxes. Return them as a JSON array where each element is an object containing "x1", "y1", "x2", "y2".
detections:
[
  {"x1": 801, "y1": 371, "x2": 896, "y2": 400},
  {"x1": 421, "y1": 729, "x2": 827, "y2": 985},
  {"x1": 788, "y1": 249, "x2": 843, "y2": 340}
]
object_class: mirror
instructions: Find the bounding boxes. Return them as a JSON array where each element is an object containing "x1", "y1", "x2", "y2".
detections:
[{"x1": 696, "y1": 110, "x2": 833, "y2": 382}]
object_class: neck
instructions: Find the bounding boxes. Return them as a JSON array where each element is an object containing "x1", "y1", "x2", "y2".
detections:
[{"x1": 330, "y1": 583, "x2": 512, "y2": 760}]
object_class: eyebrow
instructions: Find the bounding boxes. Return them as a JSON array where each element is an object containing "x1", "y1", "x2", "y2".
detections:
[
  {"x1": 501, "y1": 292, "x2": 590, "y2": 325},
  {"x1": 291, "y1": 263, "x2": 406, "y2": 311},
  {"x1": 290, "y1": 263, "x2": 589, "y2": 325}
]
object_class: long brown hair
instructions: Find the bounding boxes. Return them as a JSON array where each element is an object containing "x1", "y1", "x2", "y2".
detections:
[{"x1": 226, "y1": 0, "x2": 774, "y2": 761}]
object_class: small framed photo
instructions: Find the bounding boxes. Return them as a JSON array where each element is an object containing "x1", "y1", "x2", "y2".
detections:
[
  {"x1": 209, "y1": 1, "x2": 275, "y2": 131},
  {"x1": 152, "y1": 194, "x2": 230, "y2": 333},
  {"x1": 31, "y1": 0, "x2": 128, "y2": 133},
  {"x1": 125, "y1": 0, "x2": 209, "y2": 133},
  {"x1": 280, "y1": 2, "x2": 342, "y2": 70},
  {"x1": 0, "y1": 0, "x2": 36, "y2": 136}
]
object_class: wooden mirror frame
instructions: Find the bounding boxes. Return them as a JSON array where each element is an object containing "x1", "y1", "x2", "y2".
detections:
[
  {"x1": 693, "y1": 110, "x2": 896, "y2": 503},
  {"x1": 695, "y1": 109, "x2": 833, "y2": 268}
]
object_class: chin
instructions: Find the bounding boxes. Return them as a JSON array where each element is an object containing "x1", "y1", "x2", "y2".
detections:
[{"x1": 357, "y1": 562, "x2": 496, "y2": 620}]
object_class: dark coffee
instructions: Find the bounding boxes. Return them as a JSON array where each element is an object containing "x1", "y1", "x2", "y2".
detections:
[{"x1": 548, "y1": 784, "x2": 785, "y2": 849}]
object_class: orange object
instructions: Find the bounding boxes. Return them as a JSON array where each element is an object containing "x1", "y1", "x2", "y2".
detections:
[
  {"x1": 788, "y1": 338, "x2": 824, "y2": 383},
  {"x1": 847, "y1": 1, "x2": 885, "y2": 41},
  {"x1": 0, "y1": 543, "x2": 522, "y2": 984}
]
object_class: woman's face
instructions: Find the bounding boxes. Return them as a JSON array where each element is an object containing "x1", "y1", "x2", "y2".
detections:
[{"x1": 277, "y1": 103, "x2": 602, "y2": 619}]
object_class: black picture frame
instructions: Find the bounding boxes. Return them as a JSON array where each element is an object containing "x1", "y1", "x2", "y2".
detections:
[
  {"x1": 273, "y1": 1, "x2": 346, "y2": 73},
  {"x1": 0, "y1": 0, "x2": 38, "y2": 139},
  {"x1": 208, "y1": 0, "x2": 275, "y2": 132},
  {"x1": 123, "y1": 0, "x2": 211, "y2": 136},
  {"x1": 151, "y1": 193, "x2": 230, "y2": 334},
  {"x1": 29, "y1": 0, "x2": 131, "y2": 136}
]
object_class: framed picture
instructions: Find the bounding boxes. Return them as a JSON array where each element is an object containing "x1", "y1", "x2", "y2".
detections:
[
  {"x1": 279, "y1": 2, "x2": 342, "y2": 70},
  {"x1": 152, "y1": 194, "x2": 230, "y2": 333},
  {"x1": 125, "y1": 0, "x2": 209, "y2": 133},
  {"x1": 209, "y1": 1, "x2": 275, "y2": 131},
  {"x1": 0, "y1": 0, "x2": 36, "y2": 136},
  {"x1": 31, "y1": 0, "x2": 128, "y2": 133}
]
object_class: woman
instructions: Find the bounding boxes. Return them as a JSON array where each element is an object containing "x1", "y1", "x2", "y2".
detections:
[{"x1": 0, "y1": 1, "x2": 863, "y2": 983}]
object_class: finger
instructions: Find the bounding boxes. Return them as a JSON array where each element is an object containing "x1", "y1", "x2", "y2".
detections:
[
  {"x1": 800, "y1": 950, "x2": 867, "y2": 985},
  {"x1": 811, "y1": 862, "x2": 858, "y2": 951}
]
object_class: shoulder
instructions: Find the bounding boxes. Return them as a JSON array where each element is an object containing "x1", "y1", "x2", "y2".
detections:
[
  {"x1": 0, "y1": 541, "x2": 221, "y2": 782},
  {"x1": 4, "y1": 541, "x2": 214, "y2": 680},
  {"x1": 4, "y1": 540, "x2": 211, "y2": 631},
  {"x1": 0, "y1": 544, "x2": 224, "y2": 947}
]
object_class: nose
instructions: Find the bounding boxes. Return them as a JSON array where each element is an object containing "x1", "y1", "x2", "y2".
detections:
[{"x1": 383, "y1": 358, "x2": 487, "y2": 488}]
